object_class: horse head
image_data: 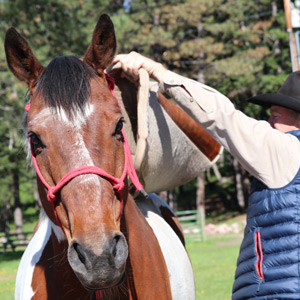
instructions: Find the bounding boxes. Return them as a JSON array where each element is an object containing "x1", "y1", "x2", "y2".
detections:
[{"x1": 5, "y1": 14, "x2": 128, "y2": 291}]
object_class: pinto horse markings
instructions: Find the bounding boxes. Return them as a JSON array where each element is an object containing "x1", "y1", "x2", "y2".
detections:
[{"x1": 5, "y1": 14, "x2": 195, "y2": 300}]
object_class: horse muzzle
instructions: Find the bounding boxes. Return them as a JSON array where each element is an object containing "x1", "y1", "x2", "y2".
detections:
[{"x1": 68, "y1": 232, "x2": 128, "y2": 290}]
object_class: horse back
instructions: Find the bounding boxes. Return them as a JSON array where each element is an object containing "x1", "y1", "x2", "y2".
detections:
[{"x1": 135, "y1": 193, "x2": 185, "y2": 245}]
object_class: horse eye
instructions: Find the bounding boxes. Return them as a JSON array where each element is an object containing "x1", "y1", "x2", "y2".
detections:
[
  {"x1": 28, "y1": 132, "x2": 44, "y2": 149},
  {"x1": 114, "y1": 118, "x2": 124, "y2": 136}
]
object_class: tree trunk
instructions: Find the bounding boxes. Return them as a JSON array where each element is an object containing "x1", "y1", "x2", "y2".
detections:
[
  {"x1": 159, "y1": 191, "x2": 167, "y2": 202},
  {"x1": 241, "y1": 166, "x2": 250, "y2": 209},
  {"x1": 13, "y1": 169, "x2": 24, "y2": 240},
  {"x1": 0, "y1": 201, "x2": 11, "y2": 232},
  {"x1": 196, "y1": 173, "x2": 205, "y2": 240},
  {"x1": 197, "y1": 23, "x2": 205, "y2": 83},
  {"x1": 34, "y1": 182, "x2": 41, "y2": 212},
  {"x1": 233, "y1": 157, "x2": 246, "y2": 210},
  {"x1": 212, "y1": 163, "x2": 222, "y2": 181},
  {"x1": 167, "y1": 189, "x2": 177, "y2": 211},
  {"x1": 195, "y1": 24, "x2": 207, "y2": 239}
]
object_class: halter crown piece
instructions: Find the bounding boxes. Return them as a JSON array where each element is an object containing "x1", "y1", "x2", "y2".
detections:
[{"x1": 25, "y1": 73, "x2": 148, "y2": 300}]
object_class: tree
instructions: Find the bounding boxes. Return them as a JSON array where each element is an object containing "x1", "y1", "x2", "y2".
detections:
[
  {"x1": 0, "y1": 31, "x2": 32, "y2": 235},
  {"x1": 0, "y1": 0, "x2": 121, "y2": 231},
  {"x1": 0, "y1": 0, "x2": 294, "y2": 222}
]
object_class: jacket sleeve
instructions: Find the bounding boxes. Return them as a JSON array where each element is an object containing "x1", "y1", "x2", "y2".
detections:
[{"x1": 159, "y1": 70, "x2": 300, "y2": 189}]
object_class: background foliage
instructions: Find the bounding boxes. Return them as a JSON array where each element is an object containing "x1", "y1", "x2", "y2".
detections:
[{"x1": 0, "y1": 0, "x2": 293, "y2": 225}]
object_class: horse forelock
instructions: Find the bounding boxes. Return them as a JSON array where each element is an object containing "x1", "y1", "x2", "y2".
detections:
[{"x1": 36, "y1": 55, "x2": 97, "y2": 121}]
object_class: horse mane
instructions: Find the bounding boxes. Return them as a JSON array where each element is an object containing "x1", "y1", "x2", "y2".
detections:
[{"x1": 36, "y1": 55, "x2": 97, "y2": 119}]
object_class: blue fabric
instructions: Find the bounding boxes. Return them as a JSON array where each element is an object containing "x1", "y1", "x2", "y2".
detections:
[{"x1": 232, "y1": 130, "x2": 300, "y2": 300}]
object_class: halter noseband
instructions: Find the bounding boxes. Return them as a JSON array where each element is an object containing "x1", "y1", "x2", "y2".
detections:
[{"x1": 26, "y1": 73, "x2": 147, "y2": 233}]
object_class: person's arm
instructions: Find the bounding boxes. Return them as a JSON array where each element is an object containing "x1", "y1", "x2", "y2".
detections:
[{"x1": 113, "y1": 53, "x2": 300, "y2": 188}]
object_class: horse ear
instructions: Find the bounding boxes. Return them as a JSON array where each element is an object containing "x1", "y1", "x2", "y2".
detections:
[
  {"x1": 83, "y1": 14, "x2": 117, "y2": 73},
  {"x1": 5, "y1": 28, "x2": 44, "y2": 85}
]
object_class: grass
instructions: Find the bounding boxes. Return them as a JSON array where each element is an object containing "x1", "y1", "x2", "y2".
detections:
[
  {"x1": 0, "y1": 251, "x2": 23, "y2": 300},
  {"x1": 0, "y1": 233, "x2": 242, "y2": 300},
  {"x1": 0, "y1": 207, "x2": 38, "y2": 299},
  {"x1": 206, "y1": 210, "x2": 246, "y2": 226},
  {"x1": 187, "y1": 235, "x2": 242, "y2": 300}
]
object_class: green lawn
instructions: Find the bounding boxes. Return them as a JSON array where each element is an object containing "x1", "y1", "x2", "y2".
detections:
[
  {"x1": 0, "y1": 234, "x2": 241, "y2": 299},
  {"x1": 0, "y1": 251, "x2": 24, "y2": 300},
  {"x1": 187, "y1": 235, "x2": 242, "y2": 300}
]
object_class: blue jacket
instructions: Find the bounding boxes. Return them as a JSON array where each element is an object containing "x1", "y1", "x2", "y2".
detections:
[{"x1": 232, "y1": 131, "x2": 300, "y2": 300}]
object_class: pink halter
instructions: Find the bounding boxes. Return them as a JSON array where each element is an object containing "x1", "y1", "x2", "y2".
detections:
[{"x1": 26, "y1": 73, "x2": 147, "y2": 232}]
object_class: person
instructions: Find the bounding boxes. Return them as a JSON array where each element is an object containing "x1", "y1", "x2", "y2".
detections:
[{"x1": 113, "y1": 52, "x2": 300, "y2": 300}]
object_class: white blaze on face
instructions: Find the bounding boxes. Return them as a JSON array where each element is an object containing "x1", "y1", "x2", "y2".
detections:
[
  {"x1": 57, "y1": 104, "x2": 102, "y2": 205},
  {"x1": 30, "y1": 103, "x2": 101, "y2": 204},
  {"x1": 57, "y1": 103, "x2": 94, "y2": 130}
]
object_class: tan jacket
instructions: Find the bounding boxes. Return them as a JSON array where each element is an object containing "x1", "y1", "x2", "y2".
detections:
[{"x1": 160, "y1": 70, "x2": 300, "y2": 189}]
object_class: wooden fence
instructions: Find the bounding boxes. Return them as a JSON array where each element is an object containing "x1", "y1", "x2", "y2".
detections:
[
  {"x1": 0, "y1": 230, "x2": 33, "y2": 252},
  {"x1": 175, "y1": 210, "x2": 205, "y2": 242}
]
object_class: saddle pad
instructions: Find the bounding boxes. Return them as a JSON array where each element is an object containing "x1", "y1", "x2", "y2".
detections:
[{"x1": 107, "y1": 64, "x2": 222, "y2": 193}]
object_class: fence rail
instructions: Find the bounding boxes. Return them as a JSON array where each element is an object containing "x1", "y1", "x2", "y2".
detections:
[
  {"x1": 175, "y1": 210, "x2": 204, "y2": 242},
  {"x1": 0, "y1": 230, "x2": 33, "y2": 252}
]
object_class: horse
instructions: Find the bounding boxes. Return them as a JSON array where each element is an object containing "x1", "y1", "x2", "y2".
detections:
[{"x1": 5, "y1": 14, "x2": 197, "y2": 299}]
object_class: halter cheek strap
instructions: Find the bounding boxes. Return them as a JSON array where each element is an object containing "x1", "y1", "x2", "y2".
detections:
[{"x1": 26, "y1": 73, "x2": 147, "y2": 232}]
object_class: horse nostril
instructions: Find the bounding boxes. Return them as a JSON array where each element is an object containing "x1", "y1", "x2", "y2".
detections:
[
  {"x1": 109, "y1": 233, "x2": 128, "y2": 269},
  {"x1": 111, "y1": 234, "x2": 121, "y2": 258},
  {"x1": 73, "y1": 242, "x2": 86, "y2": 265}
]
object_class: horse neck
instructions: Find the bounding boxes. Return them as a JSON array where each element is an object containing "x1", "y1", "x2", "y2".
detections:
[
  {"x1": 121, "y1": 195, "x2": 172, "y2": 300},
  {"x1": 30, "y1": 213, "x2": 90, "y2": 299}
]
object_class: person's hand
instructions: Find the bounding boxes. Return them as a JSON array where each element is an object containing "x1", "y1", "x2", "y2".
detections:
[{"x1": 112, "y1": 51, "x2": 167, "y2": 82}]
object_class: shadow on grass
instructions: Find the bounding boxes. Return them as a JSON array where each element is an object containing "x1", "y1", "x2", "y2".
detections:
[
  {"x1": 0, "y1": 250, "x2": 24, "y2": 261},
  {"x1": 206, "y1": 210, "x2": 244, "y2": 224}
]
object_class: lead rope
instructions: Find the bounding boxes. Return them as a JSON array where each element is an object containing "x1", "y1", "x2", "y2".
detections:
[
  {"x1": 105, "y1": 73, "x2": 148, "y2": 197},
  {"x1": 25, "y1": 73, "x2": 148, "y2": 300}
]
